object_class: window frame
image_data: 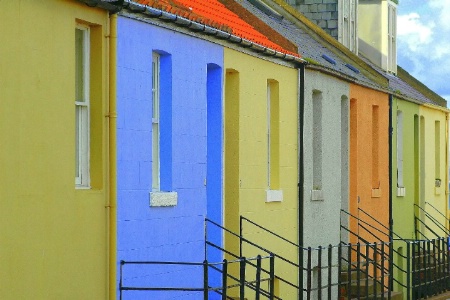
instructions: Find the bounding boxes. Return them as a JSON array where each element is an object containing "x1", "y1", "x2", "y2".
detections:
[
  {"x1": 152, "y1": 52, "x2": 161, "y2": 191},
  {"x1": 75, "y1": 25, "x2": 90, "y2": 188}
]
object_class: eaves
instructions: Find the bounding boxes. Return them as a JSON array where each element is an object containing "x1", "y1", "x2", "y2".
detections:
[
  {"x1": 306, "y1": 63, "x2": 389, "y2": 95},
  {"x1": 118, "y1": 0, "x2": 307, "y2": 67}
]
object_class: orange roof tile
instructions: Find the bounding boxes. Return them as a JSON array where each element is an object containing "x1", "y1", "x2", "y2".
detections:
[{"x1": 135, "y1": 0, "x2": 299, "y2": 57}]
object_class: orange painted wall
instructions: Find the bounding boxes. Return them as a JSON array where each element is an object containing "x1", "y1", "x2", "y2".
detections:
[{"x1": 349, "y1": 84, "x2": 390, "y2": 243}]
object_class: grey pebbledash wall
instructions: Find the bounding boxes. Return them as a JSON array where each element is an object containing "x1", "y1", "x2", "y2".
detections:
[{"x1": 283, "y1": 0, "x2": 339, "y2": 39}]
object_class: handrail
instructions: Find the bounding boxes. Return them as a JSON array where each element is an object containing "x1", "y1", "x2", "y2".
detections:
[
  {"x1": 425, "y1": 201, "x2": 450, "y2": 226},
  {"x1": 241, "y1": 216, "x2": 304, "y2": 249},
  {"x1": 358, "y1": 207, "x2": 406, "y2": 241},
  {"x1": 414, "y1": 204, "x2": 450, "y2": 236},
  {"x1": 415, "y1": 215, "x2": 444, "y2": 239},
  {"x1": 340, "y1": 209, "x2": 391, "y2": 241}
]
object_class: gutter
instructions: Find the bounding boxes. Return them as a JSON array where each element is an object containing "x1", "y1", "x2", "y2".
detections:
[
  {"x1": 298, "y1": 63, "x2": 305, "y2": 299},
  {"x1": 77, "y1": 0, "x2": 123, "y2": 12},
  {"x1": 121, "y1": 0, "x2": 307, "y2": 65},
  {"x1": 107, "y1": 13, "x2": 118, "y2": 300}
]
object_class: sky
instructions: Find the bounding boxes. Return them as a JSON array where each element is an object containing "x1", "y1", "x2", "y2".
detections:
[{"x1": 397, "y1": 0, "x2": 450, "y2": 104}]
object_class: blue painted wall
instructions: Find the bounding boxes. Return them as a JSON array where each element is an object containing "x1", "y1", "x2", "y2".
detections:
[{"x1": 117, "y1": 16, "x2": 223, "y2": 299}]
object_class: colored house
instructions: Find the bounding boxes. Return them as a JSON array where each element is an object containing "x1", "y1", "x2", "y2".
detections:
[
  {"x1": 0, "y1": 1, "x2": 118, "y2": 299},
  {"x1": 115, "y1": 2, "x2": 224, "y2": 299},
  {"x1": 115, "y1": 0, "x2": 303, "y2": 299},
  {"x1": 237, "y1": 0, "x2": 392, "y2": 297}
]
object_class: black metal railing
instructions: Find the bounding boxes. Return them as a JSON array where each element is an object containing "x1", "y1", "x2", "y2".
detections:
[
  {"x1": 119, "y1": 254, "x2": 275, "y2": 300},
  {"x1": 415, "y1": 203, "x2": 450, "y2": 240}
]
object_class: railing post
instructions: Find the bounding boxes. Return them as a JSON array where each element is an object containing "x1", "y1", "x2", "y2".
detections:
[
  {"x1": 270, "y1": 253, "x2": 275, "y2": 300},
  {"x1": 240, "y1": 257, "x2": 246, "y2": 300},
  {"x1": 222, "y1": 259, "x2": 228, "y2": 300},
  {"x1": 300, "y1": 247, "x2": 304, "y2": 300},
  {"x1": 356, "y1": 243, "x2": 361, "y2": 299},
  {"x1": 407, "y1": 242, "x2": 411, "y2": 300},
  {"x1": 373, "y1": 243, "x2": 378, "y2": 299},
  {"x1": 119, "y1": 260, "x2": 124, "y2": 300},
  {"x1": 239, "y1": 216, "x2": 243, "y2": 258},
  {"x1": 318, "y1": 246, "x2": 322, "y2": 300},
  {"x1": 327, "y1": 244, "x2": 332, "y2": 300},
  {"x1": 204, "y1": 259, "x2": 209, "y2": 300},
  {"x1": 365, "y1": 243, "x2": 369, "y2": 299},
  {"x1": 256, "y1": 255, "x2": 262, "y2": 300},
  {"x1": 347, "y1": 243, "x2": 352, "y2": 300},
  {"x1": 337, "y1": 243, "x2": 342, "y2": 300},
  {"x1": 307, "y1": 247, "x2": 312, "y2": 300},
  {"x1": 381, "y1": 243, "x2": 386, "y2": 299}
]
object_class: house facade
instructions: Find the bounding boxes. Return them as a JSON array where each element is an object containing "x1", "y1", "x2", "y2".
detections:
[{"x1": 0, "y1": 1, "x2": 115, "y2": 299}]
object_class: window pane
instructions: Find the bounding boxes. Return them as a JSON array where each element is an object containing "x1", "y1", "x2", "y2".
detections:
[
  {"x1": 75, "y1": 28, "x2": 85, "y2": 103},
  {"x1": 75, "y1": 105, "x2": 80, "y2": 178}
]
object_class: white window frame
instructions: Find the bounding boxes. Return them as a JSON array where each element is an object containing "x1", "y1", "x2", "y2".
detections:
[
  {"x1": 75, "y1": 25, "x2": 90, "y2": 188},
  {"x1": 388, "y1": 2, "x2": 397, "y2": 73},
  {"x1": 152, "y1": 52, "x2": 161, "y2": 191},
  {"x1": 339, "y1": 0, "x2": 358, "y2": 53}
]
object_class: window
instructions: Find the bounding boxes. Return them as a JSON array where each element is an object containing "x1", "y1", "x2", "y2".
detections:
[
  {"x1": 313, "y1": 91, "x2": 323, "y2": 190},
  {"x1": 339, "y1": 0, "x2": 357, "y2": 53},
  {"x1": 75, "y1": 26, "x2": 90, "y2": 187},
  {"x1": 372, "y1": 105, "x2": 379, "y2": 188},
  {"x1": 397, "y1": 111, "x2": 403, "y2": 187},
  {"x1": 388, "y1": 3, "x2": 397, "y2": 73},
  {"x1": 267, "y1": 80, "x2": 280, "y2": 190},
  {"x1": 152, "y1": 52, "x2": 160, "y2": 191},
  {"x1": 435, "y1": 120, "x2": 440, "y2": 180}
]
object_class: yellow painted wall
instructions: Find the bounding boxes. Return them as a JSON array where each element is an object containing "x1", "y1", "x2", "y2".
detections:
[
  {"x1": 224, "y1": 48, "x2": 299, "y2": 298},
  {"x1": 0, "y1": 1, "x2": 110, "y2": 299},
  {"x1": 418, "y1": 105, "x2": 449, "y2": 239}
]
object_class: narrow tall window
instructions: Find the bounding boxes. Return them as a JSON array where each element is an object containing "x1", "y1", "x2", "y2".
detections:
[
  {"x1": 152, "y1": 52, "x2": 160, "y2": 191},
  {"x1": 267, "y1": 80, "x2": 280, "y2": 189},
  {"x1": 313, "y1": 91, "x2": 323, "y2": 190},
  {"x1": 388, "y1": 3, "x2": 397, "y2": 73},
  {"x1": 340, "y1": 0, "x2": 357, "y2": 53},
  {"x1": 435, "y1": 121, "x2": 440, "y2": 180},
  {"x1": 75, "y1": 26, "x2": 90, "y2": 187},
  {"x1": 372, "y1": 105, "x2": 379, "y2": 188},
  {"x1": 397, "y1": 111, "x2": 404, "y2": 187}
]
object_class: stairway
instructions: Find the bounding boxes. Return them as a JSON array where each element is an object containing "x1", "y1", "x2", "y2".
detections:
[{"x1": 339, "y1": 265, "x2": 403, "y2": 300}]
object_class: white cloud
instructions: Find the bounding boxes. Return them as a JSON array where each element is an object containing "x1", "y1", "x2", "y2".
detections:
[
  {"x1": 397, "y1": 3, "x2": 450, "y2": 103},
  {"x1": 429, "y1": 0, "x2": 450, "y2": 30},
  {"x1": 397, "y1": 13, "x2": 434, "y2": 50}
]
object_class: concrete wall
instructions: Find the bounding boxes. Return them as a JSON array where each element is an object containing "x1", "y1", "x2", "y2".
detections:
[
  {"x1": 0, "y1": 1, "x2": 110, "y2": 299},
  {"x1": 303, "y1": 70, "x2": 350, "y2": 248},
  {"x1": 224, "y1": 48, "x2": 298, "y2": 299},
  {"x1": 116, "y1": 16, "x2": 223, "y2": 299}
]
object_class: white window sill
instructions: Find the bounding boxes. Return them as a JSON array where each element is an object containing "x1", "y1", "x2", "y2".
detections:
[
  {"x1": 397, "y1": 187, "x2": 405, "y2": 197},
  {"x1": 150, "y1": 191, "x2": 178, "y2": 207},
  {"x1": 75, "y1": 185, "x2": 91, "y2": 190},
  {"x1": 311, "y1": 189, "x2": 324, "y2": 201},
  {"x1": 266, "y1": 189, "x2": 283, "y2": 202}
]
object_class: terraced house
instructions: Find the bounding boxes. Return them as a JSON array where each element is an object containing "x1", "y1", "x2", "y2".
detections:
[{"x1": 2, "y1": 0, "x2": 449, "y2": 299}]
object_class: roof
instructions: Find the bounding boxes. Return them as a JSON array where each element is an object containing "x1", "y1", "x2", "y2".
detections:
[
  {"x1": 135, "y1": 0, "x2": 299, "y2": 57},
  {"x1": 234, "y1": 0, "x2": 388, "y2": 90}
]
